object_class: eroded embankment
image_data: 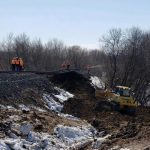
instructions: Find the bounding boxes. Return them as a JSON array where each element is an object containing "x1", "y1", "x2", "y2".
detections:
[
  {"x1": 0, "y1": 72, "x2": 149, "y2": 149},
  {"x1": 49, "y1": 71, "x2": 150, "y2": 150},
  {"x1": 0, "y1": 72, "x2": 108, "y2": 149}
]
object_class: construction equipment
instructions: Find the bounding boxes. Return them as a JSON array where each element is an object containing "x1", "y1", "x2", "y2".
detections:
[{"x1": 95, "y1": 86, "x2": 138, "y2": 114}]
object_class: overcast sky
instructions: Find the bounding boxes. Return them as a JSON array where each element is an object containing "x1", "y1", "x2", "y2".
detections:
[{"x1": 0, "y1": 0, "x2": 150, "y2": 49}]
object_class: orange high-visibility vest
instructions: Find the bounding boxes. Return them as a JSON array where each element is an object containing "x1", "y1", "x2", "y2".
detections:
[{"x1": 15, "y1": 59, "x2": 20, "y2": 65}]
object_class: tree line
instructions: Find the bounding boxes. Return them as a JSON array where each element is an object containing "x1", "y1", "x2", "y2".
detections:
[
  {"x1": 101, "y1": 27, "x2": 150, "y2": 105},
  {"x1": 0, "y1": 27, "x2": 149, "y2": 105},
  {"x1": 0, "y1": 34, "x2": 105, "y2": 71}
]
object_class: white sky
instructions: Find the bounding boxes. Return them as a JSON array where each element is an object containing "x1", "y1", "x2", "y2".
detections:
[{"x1": 0, "y1": 0, "x2": 150, "y2": 49}]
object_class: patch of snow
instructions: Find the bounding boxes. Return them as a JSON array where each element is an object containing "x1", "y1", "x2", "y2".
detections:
[
  {"x1": 90, "y1": 76, "x2": 105, "y2": 89},
  {"x1": 27, "y1": 132, "x2": 41, "y2": 143},
  {"x1": 4, "y1": 139, "x2": 26, "y2": 150},
  {"x1": 43, "y1": 94, "x2": 63, "y2": 112},
  {"x1": 6, "y1": 106, "x2": 15, "y2": 109},
  {"x1": 19, "y1": 104, "x2": 30, "y2": 111},
  {"x1": 110, "y1": 146, "x2": 130, "y2": 150},
  {"x1": 8, "y1": 132, "x2": 18, "y2": 139},
  {"x1": 54, "y1": 125, "x2": 96, "y2": 145},
  {"x1": 0, "y1": 104, "x2": 47, "y2": 113},
  {"x1": 0, "y1": 142, "x2": 10, "y2": 150},
  {"x1": 19, "y1": 105, "x2": 47, "y2": 112},
  {"x1": 43, "y1": 87, "x2": 74, "y2": 113},
  {"x1": 31, "y1": 106, "x2": 47, "y2": 112},
  {"x1": 58, "y1": 113, "x2": 79, "y2": 121},
  {"x1": 0, "y1": 105, "x2": 17, "y2": 111},
  {"x1": 92, "y1": 135, "x2": 111, "y2": 149},
  {"x1": 20, "y1": 123, "x2": 33, "y2": 136},
  {"x1": 0, "y1": 104, "x2": 6, "y2": 109},
  {"x1": 54, "y1": 87, "x2": 74, "y2": 103}
]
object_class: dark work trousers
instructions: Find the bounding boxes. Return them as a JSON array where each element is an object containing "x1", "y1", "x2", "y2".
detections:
[
  {"x1": 11, "y1": 64, "x2": 15, "y2": 71},
  {"x1": 16, "y1": 64, "x2": 20, "y2": 72},
  {"x1": 67, "y1": 65, "x2": 70, "y2": 70},
  {"x1": 19, "y1": 66, "x2": 23, "y2": 71}
]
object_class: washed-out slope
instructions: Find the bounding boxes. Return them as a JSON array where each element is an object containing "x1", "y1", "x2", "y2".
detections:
[
  {"x1": 50, "y1": 71, "x2": 150, "y2": 149},
  {"x1": 0, "y1": 71, "x2": 149, "y2": 149}
]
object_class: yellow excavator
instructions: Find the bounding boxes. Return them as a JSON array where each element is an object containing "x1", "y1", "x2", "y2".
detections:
[
  {"x1": 95, "y1": 86, "x2": 138, "y2": 114},
  {"x1": 87, "y1": 64, "x2": 138, "y2": 114}
]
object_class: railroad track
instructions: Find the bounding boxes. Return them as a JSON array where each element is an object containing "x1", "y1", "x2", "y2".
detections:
[{"x1": 0, "y1": 69, "x2": 87, "y2": 75}]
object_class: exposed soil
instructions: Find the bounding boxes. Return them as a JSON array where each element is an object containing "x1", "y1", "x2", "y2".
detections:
[
  {"x1": 0, "y1": 71, "x2": 149, "y2": 149},
  {"x1": 50, "y1": 71, "x2": 97, "y2": 119},
  {"x1": 50, "y1": 71, "x2": 94, "y2": 94},
  {"x1": 0, "y1": 73, "x2": 56, "y2": 108},
  {"x1": 50, "y1": 71, "x2": 150, "y2": 149},
  {"x1": 0, "y1": 108, "x2": 87, "y2": 139}
]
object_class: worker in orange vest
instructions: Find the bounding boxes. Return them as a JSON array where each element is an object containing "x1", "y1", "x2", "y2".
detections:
[
  {"x1": 61, "y1": 62, "x2": 66, "y2": 69},
  {"x1": 66, "y1": 60, "x2": 70, "y2": 70},
  {"x1": 15, "y1": 57, "x2": 20, "y2": 71},
  {"x1": 11, "y1": 57, "x2": 16, "y2": 71},
  {"x1": 61, "y1": 60, "x2": 70, "y2": 70}
]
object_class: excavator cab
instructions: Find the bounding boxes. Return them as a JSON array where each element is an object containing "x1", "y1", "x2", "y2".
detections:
[
  {"x1": 114, "y1": 86, "x2": 131, "y2": 97},
  {"x1": 95, "y1": 85, "x2": 138, "y2": 114},
  {"x1": 111, "y1": 86, "x2": 138, "y2": 114}
]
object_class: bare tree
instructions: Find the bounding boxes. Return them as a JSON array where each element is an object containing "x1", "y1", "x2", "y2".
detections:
[{"x1": 101, "y1": 28, "x2": 123, "y2": 87}]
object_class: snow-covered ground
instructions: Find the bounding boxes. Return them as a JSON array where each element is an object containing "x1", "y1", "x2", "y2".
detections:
[
  {"x1": 0, "y1": 86, "x2": 111, "y2": 150},
  {"x1": 43, "y1": 94, "x2": 63, "y2": 112},
  {"x1": 43, "y1": 87, "x2": 74, "y2": 113},
  {"x1": 110, "y1": 146, "x2": 130, "y2": 150},
  {"x1": 90, "y1": 76, "x2": 105, "y2": 89},
  {"x1": 0, "y1": 123, "x2": 109, "y2": 150},
  {"x1": 0, "y1": 86, "x2": 74, "y2": 114},
  {"x1": 58, "y1": 113, "x2": 79, "y2": 121},
  {"x1": 54, "y1": 87, "x2": 74, "y2": 103}
]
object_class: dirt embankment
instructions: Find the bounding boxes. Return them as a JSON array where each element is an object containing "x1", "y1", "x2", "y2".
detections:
[
  {"x1": 0, "y1": 72, "x2": 94, "y2": 150},
  {"x1": 50, "y1": 71, "x2": 150, "y2": 149},
  {"x1": 0, "y1": 108, "x2": 86, "y2": 139},
  {"x1": 0, "y1": 71, "x2": 149, "y2": 149},
  {"x1": 50, "y1": 71, "x2": 96, "y2": 118},
  {"x1": 0, "y1": 73, "x2": 56, "y2": 108}
]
